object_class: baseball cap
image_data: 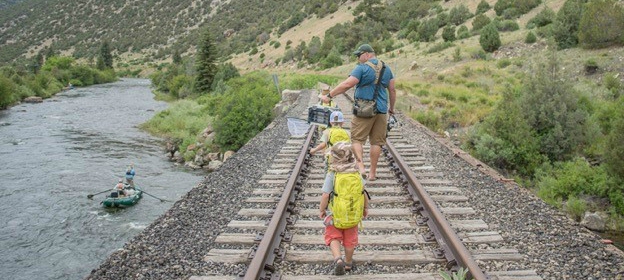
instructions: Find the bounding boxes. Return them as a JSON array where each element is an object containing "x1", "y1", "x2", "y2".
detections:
[
  {"x1": 330, "y1": 111, "x2": 344, "y2": 123},
  {"x1": 353, "y1": 44, "x2": 375, "y2": 56}
]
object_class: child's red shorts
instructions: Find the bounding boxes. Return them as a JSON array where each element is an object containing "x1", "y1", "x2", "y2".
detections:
[{"x1": 324, "y1": 225, "x2": 359, "y2": 248}]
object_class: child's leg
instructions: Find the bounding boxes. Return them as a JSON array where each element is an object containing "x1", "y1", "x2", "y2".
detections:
[{"x1": 329, "y1": 239, "x2": 342, "y2": 260}]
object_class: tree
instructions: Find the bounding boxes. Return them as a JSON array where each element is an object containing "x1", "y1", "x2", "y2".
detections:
[
  {"x1": 172, "y1": 49, "x2": 182, "y2": 64},
  {"x1": 472, "y1": 13, "x2": 491, "y2": 32},
  {"x1": 97, "y1": 41, "x2": 113, "y2": 70},
  {"x1": 442, "y1": 25, "x2": 456, "y2": 42},
  {"x1": 194, "y1": 29, "x2": 218, "y2": 94},
  {"x1": 578, "y1": 0, "x2": 624, "y2": 49},
  {"x1": 552, "y1": 0, "x2": 585, "y2": 49},
  {"x1": 479, "y1": 23, "x2": 501, "y2": 52},
  {"x1": 476, "y1": 0, "x2": 491, "y2": 14}
]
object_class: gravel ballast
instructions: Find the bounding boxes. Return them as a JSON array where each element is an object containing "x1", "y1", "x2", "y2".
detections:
[{"x1": 86, "y1": 90, "x2": 624, "y2": 280}]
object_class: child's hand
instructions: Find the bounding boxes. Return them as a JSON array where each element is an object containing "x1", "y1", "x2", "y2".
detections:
[
  {"x1": 319, "y1": 209, "x2": 326, "y2": 219},
  {"x1": 363, "y1": 207, "x2": 369, "y2": 218}
]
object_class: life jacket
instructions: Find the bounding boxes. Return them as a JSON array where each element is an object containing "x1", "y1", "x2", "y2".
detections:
[{"x1": 329, "y1": 171, "x2": 368, "y2": 229}]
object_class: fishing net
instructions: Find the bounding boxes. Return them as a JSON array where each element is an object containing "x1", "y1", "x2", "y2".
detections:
[{"x1": 287, "y1": 117, "x2": 311, "y2": 137}]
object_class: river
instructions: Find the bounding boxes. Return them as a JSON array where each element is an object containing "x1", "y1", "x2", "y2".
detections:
[{"x1": 0, "y1": 79, "x2": 205, "y2": 280}]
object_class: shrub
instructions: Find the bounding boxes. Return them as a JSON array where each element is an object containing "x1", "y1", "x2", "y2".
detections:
[
  {"x1": 552, "y1": 0, "x2": 584, "y2": 49},
  {"x1": 566, "y1": 195, "x2": 587, "y2": 221},
  {"x1": 527, "y1": 7, "x2": 556, "y2": 29},
  {"x1": 525, "y1": 31, "x2": 537, "y2": 43},
  {"x1": 476, "y1": 0, "x2": 491, "y2": 14},
  {"x1": 578, "y1": 0, "x2": 624, "y2": 49},
  {"x1": 479, "y1": 23, "x2": 501, "y2": 52},
  {"x1": 472, "y1": 13, "x2": 491, "y2": 32},
  {"x1": 0, "y1": 76, "x2": 16, "y2": 109},
  {"x1": 536, "y1": 158, "x2": 609, "y2": 206},
  {"x1": 442, "y1": 25, "x2": 456, "y2": 42},
  {"x1": 456, "y1": 25, "x2": 471, "y2": 39}
]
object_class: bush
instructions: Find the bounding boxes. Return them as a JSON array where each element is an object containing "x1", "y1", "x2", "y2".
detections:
[
  {"x1": 442, "y1": 25, "x2": 456, "y2": 42},
  {"x1": 578, "y1": 0, "x2": 624, "y2": 49},
  {"x1": 525, "y1": 31, "x2": 537, "y2": 43},
  {"x1": 552, "y1": 0, "x2": 584, "y2": 49},
  {"x1": 527, "y1": 7, "x2": 556, "y2": 29},
  {"x1": 479, "y1": 23, "x2": 501, "y2": 52},
  {"x1": 476, "y1": 0, "x2": 491, "y2": 14},
  {"x1": 472, "y1": 14, "x2": 491, "y2": 32},
  {"x1": 0, "y1": 76, "x2": 16, "y2": 109},
  {"x1": 213, "y1": 72, "x2": 280, "y2": 151},
  {"x1": 536, "y1": 158, "x2": 609, "y2": 206},
  {"x1": 456, "y1": 25, "x2": 471, "y2": 39}
]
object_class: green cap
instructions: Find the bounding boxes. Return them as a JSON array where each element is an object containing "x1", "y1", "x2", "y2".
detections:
[{"x1": 353, "y1": 44, "x2": 375, "y2": 56}]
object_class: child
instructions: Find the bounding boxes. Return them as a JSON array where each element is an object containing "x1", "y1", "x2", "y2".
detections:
[
  {"x1": 318, "y1": 142, "x2": 369, "y2": 275},
  {"x1": 309, "y1": 111, "x2": 351, "y2": 190}
]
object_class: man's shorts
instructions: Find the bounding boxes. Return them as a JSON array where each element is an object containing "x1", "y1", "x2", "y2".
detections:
[
  {"x1": 350, "y1": 113, "x2": 388, "y2": 146},
  {"x1": 324, "y1": 224, "x2": 359, "y2": 248}
]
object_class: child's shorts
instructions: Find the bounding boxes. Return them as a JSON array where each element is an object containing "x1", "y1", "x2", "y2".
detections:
[{"x1": 324, "y1": 225, "x2": 359, "y2": 248}]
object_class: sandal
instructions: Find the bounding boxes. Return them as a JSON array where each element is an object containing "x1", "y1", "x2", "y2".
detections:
[
  {"x1": 345, "y1": 261, "x2": 354, "y2": 272},
  {"x1": 333, "y1": 257, "x2": 345, "y2": 275}
]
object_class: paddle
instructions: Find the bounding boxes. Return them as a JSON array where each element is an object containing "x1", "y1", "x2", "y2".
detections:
[
  {"x1": 87, "y1": 189, "x2": 112, "y2": 199},
  {"x1": 141, "y1": 190, "x2": 170, "y2": 202}
]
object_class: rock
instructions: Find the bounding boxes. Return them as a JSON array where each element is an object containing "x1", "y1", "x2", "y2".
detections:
[
  {"x1": 207, "y1": 160, "x2": 223, "y2": 171},
  {"x1": 223, "y1": 151, "x2": 235, "y2": 162},
  {"x1": 24, "y1": 96, "x2": 43, "y2": 103},
  {"x1": 409, "y1": 61, "x2": 418, "y2": 71},
  {"x1": 580, "y1": 212, "x2": 606, "y2": 232}
]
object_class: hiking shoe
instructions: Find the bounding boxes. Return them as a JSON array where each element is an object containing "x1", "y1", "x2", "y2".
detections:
[
  {"x1": 333, "y1": 257, "x2": 345, "y2": 275},
  {"x1": 345, "y1": 261, "x2": 354, "y2": 272}
]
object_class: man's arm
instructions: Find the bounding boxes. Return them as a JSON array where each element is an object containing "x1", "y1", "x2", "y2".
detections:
[
  {"x1": 321, "y1": 76, "x2": 359, "y2": 103},
  {"x1": 387, "y1": 78, "x2": 396, "y2": 114}
]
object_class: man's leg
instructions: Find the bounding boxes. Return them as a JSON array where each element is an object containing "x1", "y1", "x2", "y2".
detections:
[
  {"x1": 368, "y1": 144, "x2": 381, "y2": 180},
  {"x1": 351, "y1": 142, "x2": 366, "y2": 176}
]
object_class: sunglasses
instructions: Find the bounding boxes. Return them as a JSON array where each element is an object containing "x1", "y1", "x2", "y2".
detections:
[{"x1": 355, "y1": 52, "x2": 364, "y2": 58}]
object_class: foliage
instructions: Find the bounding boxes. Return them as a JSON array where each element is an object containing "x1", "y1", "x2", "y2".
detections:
[
  {"x1": 479, "y1": 23, "x2": 501, "y2": 52},
  {"x1": 476, "y1": 0, "x2": 491, "y2": 14},
  {"x1": 525, "y1": 31, "x2": 537, "y2": 44},
  {"x1": 464, "y1": 87, "x2": 544, "y2": 176},
  {"x1": 472, "y1": 14, "x2": 491, "y2": 32},
  {"x1": 552, "y1": 0, "x2": 585, "y2": 49},
  {"x1": 442, "y1": 25, "x2": 457, "y2": 42},
  {"x1": 440, "y1": 267, "x2": 469, "y2": 280},
  {"x1": 139, "y1": 99, "x2": 212, "y2": 154},
  {"x1": 457, "y1": 25, "x2": 471, "y2": 39},
  {"x1": 418, "y1": 18, "x2": 439, "y2": 42},
  {"x1": 195, "y1": 29, "x2": 218, "y2": 94},
  {"x1": 97, "y1": 41, "x2": 113, "y2": 70},
  {"x1": 448, "y1": 4, "x2": 472, "y2": 26},
  {"x1": 0, "y1": 75, "x2": 16, "y2": 109},
  {"x1": 603, "y1": 96, "x2": 624, "y2": 182},
  {"x1": 527, "y1": 7, "x2": 556, "y2": 29},
  {"x1": 212, "y1": 72, "x2": 281, "y2": 151},
  {"x1": 536, "y1": 158, "x2": 609, "y2": 207},
  {"x1": 577, "y1": 0, "x2": 624, "y2": 49},
  {"x1": 494, "y1": 0, "x2": 542, "y2": 17},
  {"x1": 522, "y1": 50, "x2": 589, "y2": 162}
]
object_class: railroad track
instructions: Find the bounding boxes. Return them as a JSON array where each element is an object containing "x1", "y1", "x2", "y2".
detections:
[{"x1": 193, "y1": 92, "x2": 543, "y2": 280}]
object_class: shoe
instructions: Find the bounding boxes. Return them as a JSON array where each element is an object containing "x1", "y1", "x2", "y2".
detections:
[
  {"x1": 345, "y1": 261, "x2": 354, "y2": 272},
  {"x1": 333, "y1": 257, "x2": 345, "y2": 275},
  {"x1": 367, "y1": 175, "x2": 377, "y2": 181}
]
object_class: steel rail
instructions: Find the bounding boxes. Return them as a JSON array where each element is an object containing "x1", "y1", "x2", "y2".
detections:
[
  {"x1": 386, "y1": 139, "x2": 489, "y2": 280},
  {"x1": 242, "y1": 125, "x2": 316, "y2": 280}
]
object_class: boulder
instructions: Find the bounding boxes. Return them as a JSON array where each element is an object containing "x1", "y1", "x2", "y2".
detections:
[
  {"x1": 580, "y1": 212, "x2": 606, "y2": 232},
  {"x1": 24, "y1": 96, "x2": 43, "y2": 103}
]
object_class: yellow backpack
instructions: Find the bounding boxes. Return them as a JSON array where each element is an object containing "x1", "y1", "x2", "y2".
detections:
[{"x1": 329, "y1": 172, "x2": 366, "y2": 229}]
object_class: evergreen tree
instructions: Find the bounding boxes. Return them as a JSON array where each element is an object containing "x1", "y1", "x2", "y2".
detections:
[
  {"x1": 172, "y1": 49, "x2": 182, "y2": 64},
  {"x1": 479, "y1": 23, "x2": 501, "y2": 52},
  {"x1": 97, "y1": 41, "x2": 113, "y2": 70},
  {"x1": 194, "y1": 29, "x2": 218, "y2": 94},
  {"x1": 577, "y1": 0, "x2": 624, "y2": 49},
  {"x1": 476, "y1": 0, "x2": 491, "y2": 14},
  {"x1": 552, "y1": 0, "x2": 585, "y2": 49}
]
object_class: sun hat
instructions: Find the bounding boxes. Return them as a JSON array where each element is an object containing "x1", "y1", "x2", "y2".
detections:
[
  {"x1": 353, "y1": 44, "x2": 375, "y2": 56},
  {"x1": 330, "y1": 111, "x2": 344, "y2": 123}
]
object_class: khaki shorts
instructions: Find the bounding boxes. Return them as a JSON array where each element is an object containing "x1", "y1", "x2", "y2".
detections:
[{"x1": 350, "y1": 114, "x2": 388, "y2": 146}]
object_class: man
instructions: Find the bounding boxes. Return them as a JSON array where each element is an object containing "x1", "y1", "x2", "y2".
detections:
[{"x1": 321, "y1": 44, "x2": 396, "y2": 181}]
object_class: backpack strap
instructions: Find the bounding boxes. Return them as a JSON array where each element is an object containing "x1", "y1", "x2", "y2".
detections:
[{"x1": 364, "y1": 61, "x2": 383, "y2": 85}]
